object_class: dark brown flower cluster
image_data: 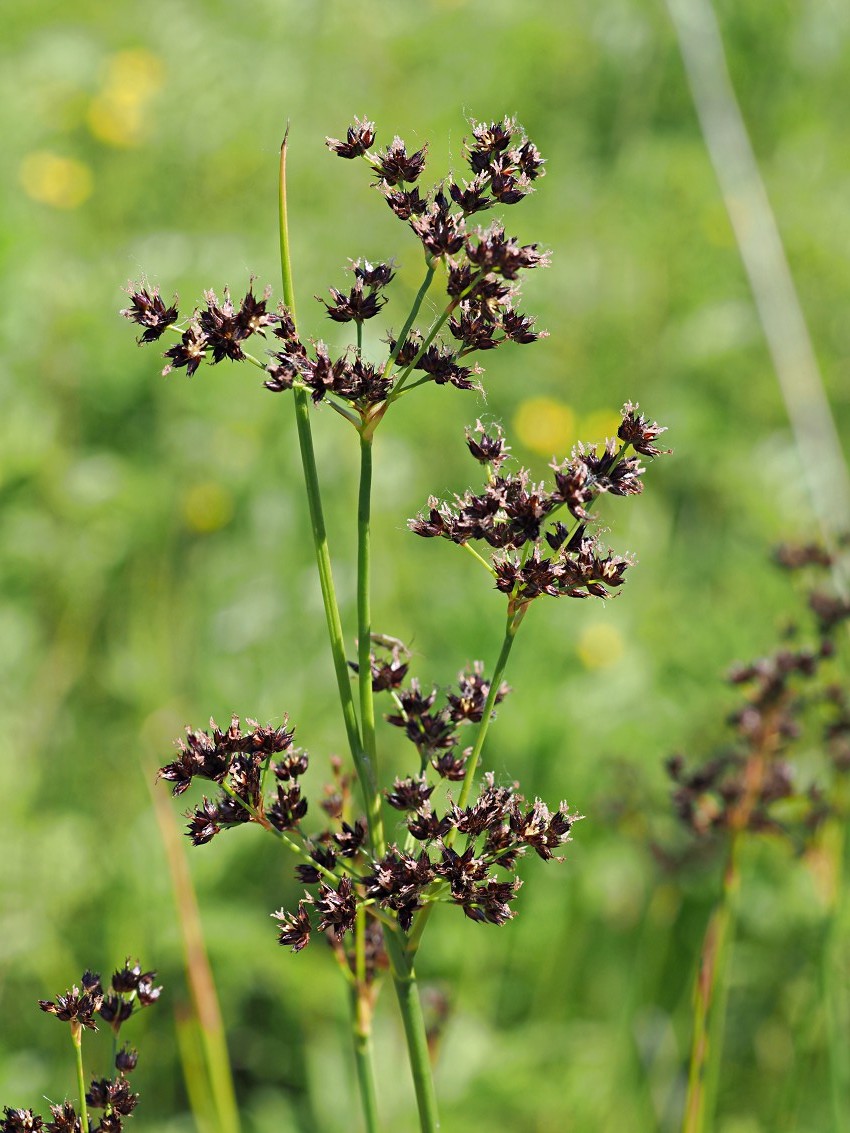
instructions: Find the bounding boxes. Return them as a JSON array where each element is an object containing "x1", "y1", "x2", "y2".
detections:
[
  {"x1": 5, "y1": 964, "x2": 160, "y2": 1133},
  {"x1": 123, "y1": 118, "x2": 550, "y2": 434},
  {"x1": 119, "y1": 285, "x2": 178, "y2": 344},
  {"x1": 667, "y1": 540, "x2": 850, "y2": 847},
  {"x1": 411, "y1": 405, "x2": 669, "y2": 610},
  {"x1": 121, "y1": 282, "x2": 281, "y2": 378},
  {"x1": 161, "y1": 677, "x2": 574, "y2": 959},
  {"x1": 158, "y1": 715, "x2": 305, "y2": 846},
  {"x1": 383, "y1": 661, "x2": 511, "y2": 780},
  {"x1": 275, "y1": 771, "x2": 579, "y2": 950},
  {"x1": 265, "y1": 339, "x2": 394, "y2": 408},
  {"x1": 319, "y1": 260, "x2": 395, "y2": 324},
  {"x1": 266, "y1": 116, "x2": 551, "y2": 418},
  {"x1": 38, "y1": 962, "x2": 161, "y2": 1037}
]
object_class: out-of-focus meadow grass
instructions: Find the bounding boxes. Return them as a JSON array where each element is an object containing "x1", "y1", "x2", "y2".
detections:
[{"x1": 1, "y1": 2, "x2": 849, "y2": 1130}]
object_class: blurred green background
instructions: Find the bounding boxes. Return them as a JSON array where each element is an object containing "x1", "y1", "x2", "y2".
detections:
[{"x1": 2, "y1": 1, "x2": 849, "y2": 1130}]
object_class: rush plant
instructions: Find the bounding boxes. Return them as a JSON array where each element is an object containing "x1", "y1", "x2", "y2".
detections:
[
  {"x1": 121, "y1": 116, "x2": 669, "y2": 1132},
  {"x1": 668, "y1": 542, "x2": 850, "y2": 1133},
  {"x1": 1, "y1": 962, "x2": 161, "y2": 1133}
]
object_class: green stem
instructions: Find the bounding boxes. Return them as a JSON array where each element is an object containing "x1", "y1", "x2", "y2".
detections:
[
  {"x1": 357, "y1": 435, "x2": 385, "y2": 856},
  {"x1": 823, "y1": 779, "x2": 850, "y2": 1130},
  {"x1": 407, "y1": 611, "x2": 522, "y2": 957},
  {"x1": 218, "y1": 782, "x2": 344, "y2": 884},
  {"x1": 460, "y1": 540, "x2": 497, "y2": 578},
  {"x1": 454, "y1": 613, "x2": 520, "y2": 815},
  {"x1": 278, "y1": 131, "x2": 364, "y2": 770},
  {"x1": 683, "y1": 838, "x2": 741, "y2": 1133},
  {"x1": 350, "y1": 986, "x2": 381, "y2": 1133},
  {"x1": 71, "y1": 1024, "x2": 89, "y2": 1131},
  {"x1": 385, "y1": 261, "x2": 436, "y2": 374},
  {"x1": 389, "y1": 278, "x2": 478, "y2": 399},
  {"x1": 350, "y1": 906, "x2": 380, "y2": 1133},
  {"x1": 280, "y1": 131, "x2": 387, "y2": 1131},
  {"x1": 383, "y1": 929, "x2": 440, "y2": 1133},
  {"x1": 278, "y1": 128, "x2": 297, "y2": 313}
]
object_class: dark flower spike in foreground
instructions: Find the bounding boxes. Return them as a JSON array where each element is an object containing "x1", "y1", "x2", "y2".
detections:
[
  {"x1": 274, "y1": 901, "x2": 313, "y2": 952},
  {"x1": 115, "y1": 1045, "x2": 138, "y2": 1073},
  {"x1": 45, "y1": 1104, "x2": 79, "y2": 1133},
  {"x1": 315, "y1": 876, "x2": 358, "y2": 933},
  {"x1": 320, "y1": 277, "x2": 387, "y2": 324},
  {"x1": 374, "y1": 136, "x2": 428, "y2": 185},
  {"x1": 353, "y1": 260, "x2": 396, "y2": 289},
  {"x1": 617, "y1": 402, "x2": 670, "y2": 457},
  {"x1": 111, "y1": 959, "x2": 147, "y2": 994},
  {"x1": 326, "y1": 116, "x2": 376, "y2": 159},
  {"x1": 162, "y1": 322, "x2": 207, "y2": 377},
  {"x1": 465, "y1": 420, "x2": 509, "y2": 471},
  {"x1": 120, "y1": 284, "x2": 178, "y2": 343},
  {"x1": 159, "y1": 715, "x2": 295, "y2": 797},
  {"x1": 465, "y1": 224, "x2": 549, "y2": 279},
  {"x1": 199, "y1": 286, "x2": 276, "y2": 363},
  {"x1": 1, "y1": 1111, "x2": 44, "y2": 1133},
  {"x1": 411, "y1": 404, "x2": 668, "y2": 612}
]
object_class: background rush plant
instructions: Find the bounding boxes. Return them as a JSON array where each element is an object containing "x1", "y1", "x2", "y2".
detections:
[
  {"x1": 122, "y1": 116, "x2": 669, "y2": 1132},
  {"x1": 664, "y1": 541, "x2": 850, "y2": 1133},
  {"x1": 1, "y1": 962, "x2": 161, "y2": 1133}
]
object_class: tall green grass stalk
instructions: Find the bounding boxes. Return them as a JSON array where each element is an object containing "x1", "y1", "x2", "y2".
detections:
[{"x1": 683, "y1": 842, "x2": 741, "y2": 1133}]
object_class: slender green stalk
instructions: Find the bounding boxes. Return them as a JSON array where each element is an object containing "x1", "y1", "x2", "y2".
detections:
[
  {"x1": 683, "y1": 839, "x2": 741, "y2": 1133},
  {"x1": 822, "y1": 780, "x2": 850, "y2": 1129},
  {"x1": 279, "y1": 128, "x2": 385, "y2": 1133},
  {"x1": 357, "y1": 435, "x2": 385, "y2": 855},
  {"x1": 389, "y1": 276, "x2": 480, "y2": 399},
  {"x1": 407, "y1": 610, "x2": 523, "y2": 957},
  {"x1": 454, "y1": 613, "x2": 520, "y2": 814},
  {"x1": 350, "y1": 907, "x2": 380, "y2": 1133},
  {"x1": 278, "y1": 127, "x2": 297, "y2": 315},
  {"x1": 71, "y1": 1024, "x2": 89, "y2": 1132},
  {"x1": 460, "y1": 541, "x2": 498, "y2": 578},
  {"x1": 278, "y1": 133, "x2": 364, "y2": 775},
  {"x1": 383, "y1": 929, "x2": 440, "y2": 1133},
  {"x1": 384, "y1": 261, "x2": 436, "y2": 374},
  {"x1": 350, "y1": 986, "x2": 381, "y2": 1133}
]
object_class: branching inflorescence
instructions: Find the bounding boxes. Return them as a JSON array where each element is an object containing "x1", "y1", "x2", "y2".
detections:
[
  {"x1": 2, "y1": 962, "x2": 161, "y2": 1133},
  {"x1": 668, "y1": 541, "x2": 850, "y2": 850},
  {"x1": 668, "y1": 542, "x2": 850, "y2": 1133},
  {"x1": 122, "y1": 115, "x2": 669, "y2": 1133}
]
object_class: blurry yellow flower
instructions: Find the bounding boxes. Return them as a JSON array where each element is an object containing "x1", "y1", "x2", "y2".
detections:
[
  {"x1": 577, "y1": 622, "x2": 625, "y2": 670},
  {"x1": 578, "y1": 407, "x2": 622, "y2": 444},
  {"x1": 87, "y1": 49, "x2": 165, "y2": 147},
  {"x1": 182, "y1": 483, "x2": 234, "y2": 534},
  {"x1": 513, "y1": 396, "x2": 575, "y2": 456},
  {"x1": 19, "y1": 151, "x2": 93, "y2": 209}
]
